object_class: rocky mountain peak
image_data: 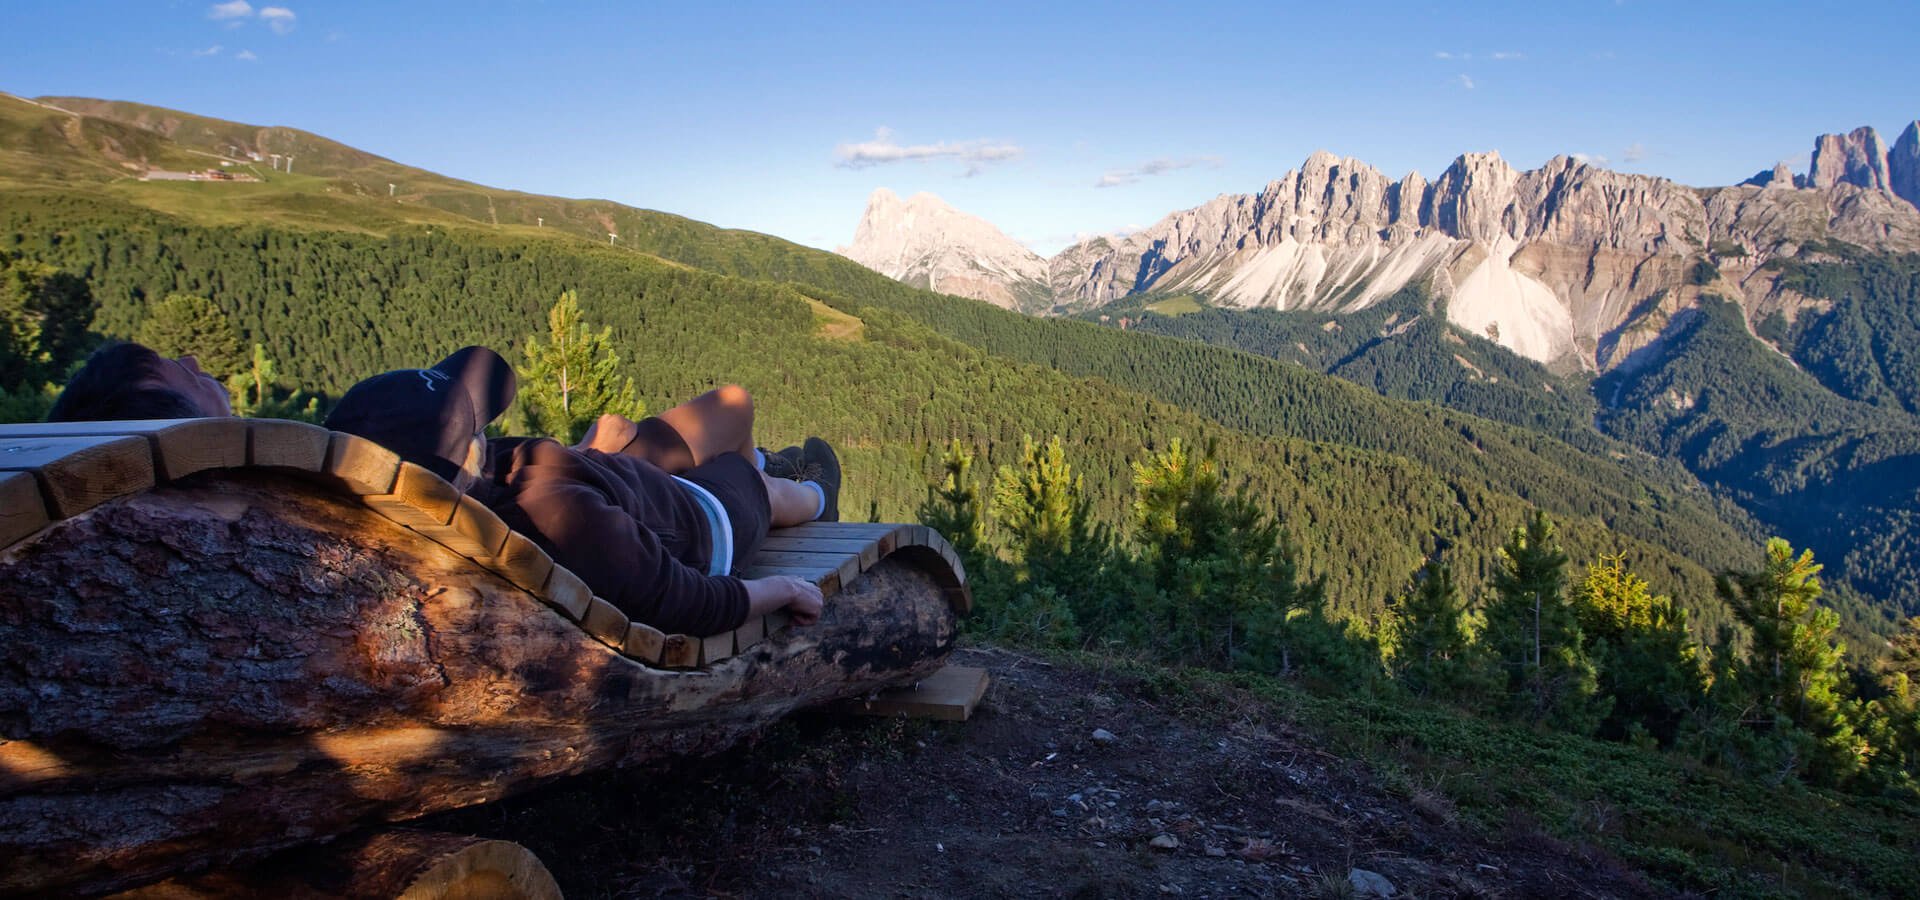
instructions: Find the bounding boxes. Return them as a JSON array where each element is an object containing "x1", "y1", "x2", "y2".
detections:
[
  {"x1": 843, "y1": 121, "x2": 1920, "y2": 368},
  {"x1": 1891, "y1": 122, "x2": 1920, "y2": 209},
  {"x1": 839, "y1": 188, "x2": 1051, "y2": 313},
  {"x1": 1431, "y1": 151, "x2": 1521, "y2": 243},
  {"x1": 1809, "y1": 126, "x2": 1893, "y2": 192}
]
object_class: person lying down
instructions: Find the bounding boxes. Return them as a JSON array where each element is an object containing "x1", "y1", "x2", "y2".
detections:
[{"x1": 47, "y1": 341, "x2": 838, "y2": 636}]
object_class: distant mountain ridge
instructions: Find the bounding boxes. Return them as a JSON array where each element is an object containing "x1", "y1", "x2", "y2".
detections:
[{"x1": 841, "y1": 123, "x2": 1920, "y2": 370}]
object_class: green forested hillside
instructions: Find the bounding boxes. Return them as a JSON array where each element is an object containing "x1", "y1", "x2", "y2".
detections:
[
  {"x1": 2, "y1": 188, "x2": 1757, "y2": 634},
  {"x1": 1077, "y1": 289, "x2": 1601, "y2": 440},
  {"x1": 1600, "y1": 291, "x2": 1920, "y2": 617}
]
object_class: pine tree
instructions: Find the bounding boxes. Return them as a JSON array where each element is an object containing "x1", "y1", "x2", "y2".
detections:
[
  {"x1": 1717, "y1": 539, "x2": 1866, "y2": 783},
  {"x1": 1576, "y1": 553, "x2": 1704, "y2": 746},
  {"x1": 517, "y1": 290, "x2": 641, "y2": 443},
  {"x1": 918, "y1": 439, "x2": 984, "y2": 564},
  {"x1": 1132, "y1": 438, "x2": 1332, "y2": 673},
  {"x1": 0, "y1": 257, "x2": 94, "y2": 391},
  {"x1": 1388, "y1": 560, "x2": 1481, "y2": 701},
  {"x1": 1479, "y1": 512, "x2": 1607, "y2": 734},
  {"x1": 135, "y1": 293, "x2": 245, "y2": 377}
]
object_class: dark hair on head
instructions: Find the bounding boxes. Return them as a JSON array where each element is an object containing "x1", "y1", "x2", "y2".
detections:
[{"x1": 46, "y1": 342, "x2": 205, "y2": 422}]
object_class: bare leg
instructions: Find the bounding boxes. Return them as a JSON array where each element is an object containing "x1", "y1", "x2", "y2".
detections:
[
  {"x1": 763, "y1": 472, "x2": 820, "y2": 526},
  {"x1": 656, "y1": 384, "x2": 756, "y2": 465},
  {"x1": 577, "y1": 384, "x2": 757, "y2": 474}
]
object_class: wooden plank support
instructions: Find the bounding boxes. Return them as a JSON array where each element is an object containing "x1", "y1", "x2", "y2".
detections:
[
  {"x1": 701, "y1": 631, "x2": 734, "y2": 665},
  {"x1": 361, "y1": 462, "x2": 461, "y2": 530},
  {"x1": 539, "y1": 565, "x2": 592, "y2": 621},
  {"x1": 734, "y1": 614, "x2": 764, "y2": 649},
  {"x1": 476, "y1": 532, "x2": 555, "y2": 595},
  {"x1": 660, "y1": 634, "x2": 701, "y2": 669},
  {"x1": 0, "y1": 471, "x2": 49, "y2": 550},
  {"x1": 324, "y1": 432, "x2": 401, "y2": 495},
  {"x1": 0, "y1": 419, "x2": 246, "y2": 481},
  {"x1": 246, "y1": 419, "x2": 330, "y2": 471},
  {"x1": 842, "y1": 665, "x2": 990, "y2": 722},
  {"x1": 581, "y1": 597, "x2": 630, "y2": 649},
  {"x1": 411, "y1": 496, "x2": 511, "y2": 558},
  {"x1": 622, "y1": 622, "x2": 666, "y2": 665},
  {"x1": 0, "y1": 435, "x2": 155, "y2": 519}
]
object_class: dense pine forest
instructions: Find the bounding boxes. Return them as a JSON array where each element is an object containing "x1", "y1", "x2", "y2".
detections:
[{"x1": 5, "y1": 93, "x2": 1920, "y2": 895}]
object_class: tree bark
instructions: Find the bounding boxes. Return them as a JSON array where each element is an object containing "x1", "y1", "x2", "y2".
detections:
[{"x1": 0, "y1": 471, "x2": 957, "y2": 896}]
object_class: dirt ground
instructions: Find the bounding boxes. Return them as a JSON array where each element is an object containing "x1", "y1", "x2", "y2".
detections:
[{"x1": 425, "y1": 646, "x2": 1655, "y2": 898}]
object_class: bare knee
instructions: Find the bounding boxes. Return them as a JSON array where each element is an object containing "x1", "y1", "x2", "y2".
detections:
[{"x1": 713, "y1": 383, "x2": 752, "y2": 412}]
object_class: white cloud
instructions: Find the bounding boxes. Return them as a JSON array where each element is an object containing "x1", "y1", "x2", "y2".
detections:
[
  {"x1": 1094, "y1": 156, "x2": 1223, "y2": 188},
  {"x1": 834, "y1": 127, "x2": 1022, "y2": 176},
  {"x1": 1571, "y1": 152, "x2": 1610, "y2": 166},
  {"x1": 208, "y1": 1, "x2": 252, "y2": 20},
  {"x1": 236, "y1": 49, "x2": 258, "y2": 61},
  {"x1": 192, "y1": 44, "x2": 223, "y2": 57},
  {"x1": 1456, "y1": 74, "x2": 1476, "y2": 90},
  {"x1": 1437, "y1": 51, "x2": 1524, "y2": 61},
  {"x1": 1622, "y1": 142, "x2": 1647, "y2": 163},
  {"x1": 259, "y1": 6, "x2": 296, "y2": 34}
]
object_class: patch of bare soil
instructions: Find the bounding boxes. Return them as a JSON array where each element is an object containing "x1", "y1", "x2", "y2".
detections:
[{"x1": 425, "y1": 647, "x2": 1654, "y2": 898}]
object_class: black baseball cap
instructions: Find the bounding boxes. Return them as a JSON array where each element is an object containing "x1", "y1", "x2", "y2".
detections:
[{"x1": 324, "y1": 346, "x2": 516, "y2": 483}]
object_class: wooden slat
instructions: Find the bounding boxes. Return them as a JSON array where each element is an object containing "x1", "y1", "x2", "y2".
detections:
[
  {"x1": 747, "y1": 549, "x2": 861, "y2": 570},
  {"x1": 0, "y1": 418, "x2": 246, "y2": 481},
  {"x1": 540, "y1": 565, "x2": 592, "y2": 621},
  {"x1": 764, "y1": 609, "x2": 793, "y2": 635},
  {"x1": 843, "y1": 665, "x2": 990, "y2": 722},
  {"x1": 660, "y1": 634, "x2": 700, "y2": 668},
  {"x1": 701, "y1": 631, "x2": 734, "y2": 665},
  {"x1": 0, "y1": 471, "x2": 49, "y2": 550},
  {"x1": 734, "y1": 614, "x2": 765, "y2": 649},
  {"x1": 0, "y1": 435, "x2": 154, "y2": 519},
  {"x1": 411, "y1": 496, "x2": 511, "y2": 558},
  {"x1": 247, "y1": 419, "x2": 330, "y2": 471},
  {"x1": 738, "y1": 563, "x2": 841, "y2": 595},
  {"x1": 361, "y1": 462, "x2": 460, "y2": 530},
  {"x1": 475, "y1": 532, "x2": 555, "y2": 595},
  {"x1": 757, "y1": 535, "x2": 882, "y2": 569},
  {"x1": 623, "y1": 622, "x2": 666, "y2": 664},
  {"x1": 324, "y1": 433, "x2": 401, "y2": 495},
  {"x1": 581, "y1": 597, "x2": 629, "y2": 649},
  {"x1": 772, "y1": 522, "x2": 904, "y2": 541}
]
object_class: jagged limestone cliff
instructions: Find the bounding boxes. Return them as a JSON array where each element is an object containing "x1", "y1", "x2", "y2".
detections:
[{"x1": 842, "y1": 125, "x2": 1920, "y2": 370}]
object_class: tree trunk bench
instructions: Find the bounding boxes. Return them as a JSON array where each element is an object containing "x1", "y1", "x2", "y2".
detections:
[{"x1": 0, "y1": 419, "x2": 969, "y2": 896}]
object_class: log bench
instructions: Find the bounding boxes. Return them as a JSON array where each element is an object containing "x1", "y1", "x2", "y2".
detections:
[{"x1": 0, "y1": 418, "x2": 970, "y2": 897}]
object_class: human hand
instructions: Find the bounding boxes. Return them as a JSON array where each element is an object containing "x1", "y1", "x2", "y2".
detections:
[{"x1": 744, "y1": 575, "x2": 825, "y2": 626}]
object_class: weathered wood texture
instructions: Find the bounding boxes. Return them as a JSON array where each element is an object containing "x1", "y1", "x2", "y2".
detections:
[
  {"x1": 107, "y1": 828, "x2": 561, "y2": 900},
  {"x1": 0, "y1": 470, "x2": 960, "y2": 896}
]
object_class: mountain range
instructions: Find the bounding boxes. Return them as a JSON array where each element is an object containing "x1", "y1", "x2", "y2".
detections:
[{"x1": 841, "y1": 125, "x2": 1920, "y2": 371}]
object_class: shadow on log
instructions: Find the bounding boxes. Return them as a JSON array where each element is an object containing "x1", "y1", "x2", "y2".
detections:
[{"x1": 0, "y1": 470, "x2": 959, "y2": 895}]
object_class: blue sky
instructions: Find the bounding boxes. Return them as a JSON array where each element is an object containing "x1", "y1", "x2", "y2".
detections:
[{"x1": 5, "y1": 1, "x2": 1917, "y2": 254}]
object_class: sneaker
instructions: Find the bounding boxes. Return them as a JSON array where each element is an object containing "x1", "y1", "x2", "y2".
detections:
[
  {"x1": 799, "y1": 436, "x2": 841, "y2": 522},
  {"x1": 760, "y1": 445, "x2": 803, "y2": 479}
]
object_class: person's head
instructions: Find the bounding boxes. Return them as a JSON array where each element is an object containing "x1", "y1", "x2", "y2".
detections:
[
  {"x1": 46, "y1": 342, "x2": 233, "y2": 422},
  {"x1": 323, "y1": 346, "x2": 516, "y2": 492}
]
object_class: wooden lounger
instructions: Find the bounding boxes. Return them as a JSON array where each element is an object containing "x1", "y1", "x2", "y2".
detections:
[{"x1": 0, "y1": 418, "x2": 970, "y2": 897}]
